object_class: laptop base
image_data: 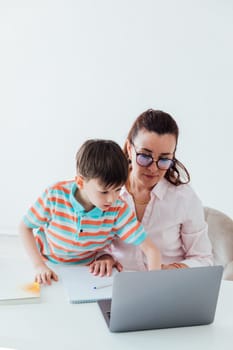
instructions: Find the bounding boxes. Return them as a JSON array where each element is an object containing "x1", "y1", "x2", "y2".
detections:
[{"x1": 97, "y1": 299, "x2": 112, "y2": 328}]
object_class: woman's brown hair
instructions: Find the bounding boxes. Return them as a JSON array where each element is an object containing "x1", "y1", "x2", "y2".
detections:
[{"x1": 124, "y1": 109, "x2": 190, "y2": 186}]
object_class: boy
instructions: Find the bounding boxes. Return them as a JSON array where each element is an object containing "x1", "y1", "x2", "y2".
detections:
[{"x1": 19, "y1": 139, "x2": 161, "y2": 285}]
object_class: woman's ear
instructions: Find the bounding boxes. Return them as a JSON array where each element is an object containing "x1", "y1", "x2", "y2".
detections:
[
  {"x1": 126, "y1": 139, "x2": 132, "y2": 162},
  {"x1": 75, "y1": 175, "x2": 84, "y2": 189}
]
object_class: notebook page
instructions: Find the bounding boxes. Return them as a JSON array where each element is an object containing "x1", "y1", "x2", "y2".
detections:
[
  {"x1": 58, "y1": 265, "x2": 117, "y2": 303},
  {"x1": 0, "y1": 258, "x2": 40, "y2": 304}
]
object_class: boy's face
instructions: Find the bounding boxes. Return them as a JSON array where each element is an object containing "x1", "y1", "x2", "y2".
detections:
[{"x1": 82, "y1": 178, "x2": 122, "y2": 211}]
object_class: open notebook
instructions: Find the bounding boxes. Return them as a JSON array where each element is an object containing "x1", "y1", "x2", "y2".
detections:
[
  {"x1": 0, "y1": 258, "x2": 40, "y2": 305},
  {"x1": 58, "y1": 265, "x2": 117, "y2": 304}
]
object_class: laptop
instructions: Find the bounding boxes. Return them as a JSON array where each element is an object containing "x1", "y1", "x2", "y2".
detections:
[{"x1": 97, "y1": 265, "x2": 223, "y2": 332}]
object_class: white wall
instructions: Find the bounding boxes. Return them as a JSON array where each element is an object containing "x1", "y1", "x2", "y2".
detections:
[{"x1": 0, "y1": 0, "x2": 232, "y2": 234}]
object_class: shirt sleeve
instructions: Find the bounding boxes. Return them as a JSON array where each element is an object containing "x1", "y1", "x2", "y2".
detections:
[
  {"x1": 179, "y1": 191, "x2": 213, "y2": 267},
  {"x1": 23, "y1": 187, "x2": 52, "y2": 229},
  {"x1": 113, "y1": 201, "x2": 147, "y2": 246}
]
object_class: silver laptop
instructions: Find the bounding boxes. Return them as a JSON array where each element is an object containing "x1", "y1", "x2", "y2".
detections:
[{"x1": 97, "y1": 266, "x2": 223, "y2": 332}]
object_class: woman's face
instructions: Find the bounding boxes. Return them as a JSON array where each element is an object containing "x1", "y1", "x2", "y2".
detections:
[{"x1": 127, "y1": 129, "x2": 177, "y2": 188}]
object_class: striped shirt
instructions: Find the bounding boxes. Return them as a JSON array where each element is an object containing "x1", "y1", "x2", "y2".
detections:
[{"x1": 23, "y1": 180, "x2": 147, "y2": 264}]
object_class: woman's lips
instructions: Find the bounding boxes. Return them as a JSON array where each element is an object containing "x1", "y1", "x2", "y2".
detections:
[{"x1": 144, "y1": 173, "x2": 159, "y2": 179}]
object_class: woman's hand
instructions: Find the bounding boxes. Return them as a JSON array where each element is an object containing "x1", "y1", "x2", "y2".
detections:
[
  {"x1": 89, "y1": 255, "x2": 123, "y2": 277},
  {"x1": 35, "y1": 262, "x2": 59, "y2": 285},
  {"x1": 161, "y1": 262, "x2": 188, "y2": 269}
]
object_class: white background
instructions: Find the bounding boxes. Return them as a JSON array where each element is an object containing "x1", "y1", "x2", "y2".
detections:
[{"x1": 0, "y1": 0, "x2": 232, "y2": 235}]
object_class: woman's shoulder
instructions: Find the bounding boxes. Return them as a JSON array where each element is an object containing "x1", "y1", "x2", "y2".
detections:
[
  {"x1": 157, "y1": 178, "x2": 200, "y2": 202},
  {"x1": 155, "y1": 179, "x2": 204, "y2": 220}
]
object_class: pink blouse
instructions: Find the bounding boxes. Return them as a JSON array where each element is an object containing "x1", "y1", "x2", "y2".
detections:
[{"x1": 108, "y1": 178, "x2": 213, "y2": 270}]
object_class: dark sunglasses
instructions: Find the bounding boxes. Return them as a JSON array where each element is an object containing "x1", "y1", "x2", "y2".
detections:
[{"x1": 132, "y1": 143, "x2": 174, "y2": 170}]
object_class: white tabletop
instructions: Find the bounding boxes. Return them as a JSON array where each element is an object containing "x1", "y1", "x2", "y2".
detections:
[{"x1": 0, "y1": 276, "x2": 233, "y2": 350}]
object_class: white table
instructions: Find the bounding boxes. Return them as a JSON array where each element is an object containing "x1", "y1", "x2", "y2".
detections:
[{"x1": 0, "y1": 276, "x2": 233, "y2": 350}]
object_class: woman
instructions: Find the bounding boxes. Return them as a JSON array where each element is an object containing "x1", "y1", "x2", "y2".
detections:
[{"x1": 90, "y1": 109, "x2": 213, "y2": 275}]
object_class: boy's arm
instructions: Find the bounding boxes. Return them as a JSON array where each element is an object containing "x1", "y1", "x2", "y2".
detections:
[
  {"x1": 19, "y1": 221, "x2": 58, "y2": 285},
  {"x1": 19, "y1": 221, "x2": 45, "y2": 268},
  {"x1": 139, "y1": 236, "x2": 161, "y2": 270}
]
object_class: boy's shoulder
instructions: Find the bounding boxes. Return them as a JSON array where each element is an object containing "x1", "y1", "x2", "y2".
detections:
[
  {"x1": 112, "y1": 196, "x2": 131, "y2": 211},
  {"x1": 46, "y1": 180, "x2": 75, "y2": 194}
]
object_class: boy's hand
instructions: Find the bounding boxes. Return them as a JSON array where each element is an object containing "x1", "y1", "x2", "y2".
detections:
[
  {"x1": 34, "y1": 263, "x2": 59, "y2": 285},
  {"x1": 89, "y1": 255, "x2": 123, "y2": 277}
]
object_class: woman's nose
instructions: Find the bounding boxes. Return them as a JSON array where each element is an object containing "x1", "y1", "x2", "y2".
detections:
[{"x1": 148, "y1": 160, "x2": 159, "y2": 170}]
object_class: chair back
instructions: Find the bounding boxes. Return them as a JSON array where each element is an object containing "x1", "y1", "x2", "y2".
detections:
[{"x1": 204, "y1": 207, "x2": 233, "y2": 280}]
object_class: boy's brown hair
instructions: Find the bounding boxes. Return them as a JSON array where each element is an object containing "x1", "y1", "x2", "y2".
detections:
[{"x1": 76, "y1": 139, "x2": 128, "y2": 188}]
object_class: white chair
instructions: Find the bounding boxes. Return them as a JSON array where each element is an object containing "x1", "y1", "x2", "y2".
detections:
[{"x1": 204, "y1": 207, "x2": 233, "y2": 280}]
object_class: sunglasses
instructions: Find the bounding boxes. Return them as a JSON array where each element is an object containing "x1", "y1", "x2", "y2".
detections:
[{"x1": 132, "y1": 143, "x2": 174, "y2": 170}]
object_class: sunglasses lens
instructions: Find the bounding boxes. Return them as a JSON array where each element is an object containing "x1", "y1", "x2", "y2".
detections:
[
  {"x1": 157, "y1": 159, "x2": 173, "y2": 170},
  {"x1": 136, "y1": 154, "x2": 153, "y2": 167}
]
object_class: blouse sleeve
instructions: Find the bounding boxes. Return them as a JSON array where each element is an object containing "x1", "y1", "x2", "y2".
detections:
[{"x1": 179, "y1": 191, "x2": 213, "y2": 267}]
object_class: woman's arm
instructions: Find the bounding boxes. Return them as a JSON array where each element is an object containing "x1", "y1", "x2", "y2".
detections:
[
  {"x1": 178, "y1": 193, "x2": 213, "y2": 267},
  {"x1": 139, "y1": 236, "x2": 161, "y2": 270}
]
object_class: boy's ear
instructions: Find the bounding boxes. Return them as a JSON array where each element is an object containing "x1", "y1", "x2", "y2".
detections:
[{"x1": 75, "y1": 175, "x2": 84, "y2": 189}]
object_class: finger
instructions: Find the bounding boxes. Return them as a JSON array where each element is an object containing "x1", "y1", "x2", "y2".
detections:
[
  {"x1": 92, "y1": 262, "x2": 101, "y2": 276},
  {"x1": 35, "y1": 274, "x2": 42, "y2": 284},
  {"x1": 89, "y1": 263, "x2": 94, "y2": 273},
  {"x1": 51, "y1": 271, "x2": 59, "y2": 281},
  {"x1": 168, "y1": 264, "x2": 177, "y2": 269},
  {"x1": 174, "y1": 263, "x2": 188, "y2": 269},
  {"x1": 172, "y1": 263, "x2": 185, "y2": 269},
  {"x1": 179, "y1": 263, "x2": 188, "y2": 268},
  {"x1": 41, "y1": 271, "x2": 51, "y2": 285},
  {"x1": 89, "y1": 263, "x2": 96, "y2": 275},
  {"x1": 173, "y1": 263, "x2": 181, "y2": 268},
  {"x1": 163, "y1": 264, "x2": 175, "y2": 270},
  {"x1": 40, "y1": 273, "x2": 47, "y2": 285},
  {"x1": 98, "y1": 262, "x2": 108, "y2": 277},
  {"x1": 46, "y1": 271, "x2": 53, "y2": 285},
  {"x1": 114, "y1": 261, "x2": 123, "y2": 272},
  {"x1": 105, "y1": 262, "x2": 113, "y2": 277}
]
